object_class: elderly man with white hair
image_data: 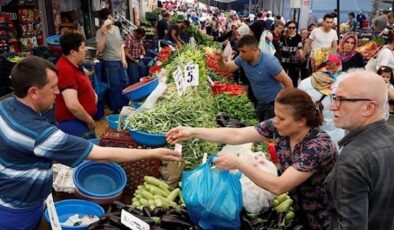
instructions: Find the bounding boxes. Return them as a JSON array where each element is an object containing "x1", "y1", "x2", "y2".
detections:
[{"x1": 325, "y1": 70, "x2": 394, "y2": 229}]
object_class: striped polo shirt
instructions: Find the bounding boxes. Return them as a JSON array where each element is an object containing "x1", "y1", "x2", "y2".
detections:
[{"x1": 0, "y1": 97, "x2": 92, "y2": 209}]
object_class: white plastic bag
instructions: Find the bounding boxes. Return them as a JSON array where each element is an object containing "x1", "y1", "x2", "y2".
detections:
[
  {"x1": 365, "y1": 57, "x2": 377, "y2": 72},
  {"x1": 52, "y1": 164, "x2": 75, "y2": 193},
  {"x1": 219, "y1": 144, "x2": 277, "y2": 213},
  {"x1": 259, "y1": 30, "x2": 276, "y2": 55},
  {"x1": 223, "y1": 41, "x2": 234, "y2": 61},
  {"x1": 136, "y1": 69, "x2": 168, "y2": 112},
  {"x1": 239, "y1": 152, "x2": 277, "y2": 213}
]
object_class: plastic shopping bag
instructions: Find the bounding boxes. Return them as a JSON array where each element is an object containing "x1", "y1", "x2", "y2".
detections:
[
  {"x1": 239, "y1": 152, "x2": 277, "y2": 213},
  {"x1": 136, "y1": 68, "x2": 168, "y2": 112},
  {"x1": 182, "y1": 154, "x2": 243, "y2": 230},
  {"x1": 223, "y1": 41, "x2": 233, "y2": 61},
  {"x1": 219, "y1": 144, "x2": 277, "y2": 213},
  {"x1": 259, "y1": 30, "x2": 276, "y2": 55}
]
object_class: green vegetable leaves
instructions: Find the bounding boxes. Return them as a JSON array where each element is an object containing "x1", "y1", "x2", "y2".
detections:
[{"x1": 214, "y1": 93, "x2": 258, "y2": 126}]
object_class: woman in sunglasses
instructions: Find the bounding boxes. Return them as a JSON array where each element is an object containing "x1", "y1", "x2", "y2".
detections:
[{"x1": 278, "y1": 21, "x2": 304, "y2": 87}]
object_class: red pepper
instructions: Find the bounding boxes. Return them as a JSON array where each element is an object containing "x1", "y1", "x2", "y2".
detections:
[
  {"x1": 267, "y1": 141, "x2": 279, "y2": 164},
  {"x1": 211, "y1": 82, "x2": 245, "y2": 95}
]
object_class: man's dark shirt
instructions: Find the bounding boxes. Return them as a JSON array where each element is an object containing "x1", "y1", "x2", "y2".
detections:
[
  {"x1": 157, "y1": 19, "x2": 169, "y2": 39},
  {"x1": 325, "y1": 120, "x2": 394, "y2": 229}
]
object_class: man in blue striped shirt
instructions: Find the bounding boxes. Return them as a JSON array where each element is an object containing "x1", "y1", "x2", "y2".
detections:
[{"x1": 0, "y1": 56, "x2": 181, "y2": 229}]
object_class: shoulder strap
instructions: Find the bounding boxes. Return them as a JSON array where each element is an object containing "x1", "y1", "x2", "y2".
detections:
[{"x1": 318, "y1": 94, "x2": 327, "y2": 102}]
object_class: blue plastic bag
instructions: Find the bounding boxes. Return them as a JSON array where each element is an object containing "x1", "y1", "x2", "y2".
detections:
[{"x1": 182, "y1": 154, "x2": 243, "y2": 230}]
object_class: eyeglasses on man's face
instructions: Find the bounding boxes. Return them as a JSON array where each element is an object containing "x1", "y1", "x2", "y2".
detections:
[{"x1": 330, "y1": 94, "x2": 372, "y2": 108}]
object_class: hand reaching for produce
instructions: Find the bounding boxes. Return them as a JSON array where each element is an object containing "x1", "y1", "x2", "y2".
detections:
[
  {"x1": 213, "y1": 50, "x2": 224, "y2": 63},
  {"x1": 166, "y1": 126, "x2": 193, "y2": 144},
  {"x1": 153, "y1": 148, "x2": 182, "y2": 161},
  {"x1": 213, "y1": 152, "x2": 240, "y2": 171}
]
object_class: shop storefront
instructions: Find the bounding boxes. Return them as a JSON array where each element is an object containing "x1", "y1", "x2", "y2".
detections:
[
  {"x1": 0, "y1": 0, "x2": 44, "y2": 54},
  {"x1": 0, "y1": 0, "x2": 142, "y2": 97}
]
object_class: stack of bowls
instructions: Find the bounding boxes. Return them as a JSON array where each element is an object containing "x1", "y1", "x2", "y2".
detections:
[
  {"x1": 46, "y1": 35, "x2": 62, "y2": 54},
  {"x1": 44, "y1": 199, "x2": 104, "y2": 230},
  {"x1": 73, "y1": 161, "x2": 127, "y2": 204}
]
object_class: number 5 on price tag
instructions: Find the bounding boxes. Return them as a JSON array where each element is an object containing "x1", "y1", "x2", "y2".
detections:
[
  {"x1": 184, "y1": 63, "x2": 199, "y2": 86},
  {"x1": 173, "y1": 67, "x2": 186, "y2": 96}
]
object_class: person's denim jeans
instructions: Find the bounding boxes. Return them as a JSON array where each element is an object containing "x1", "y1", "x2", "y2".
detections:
[
  {"x1": 256, "y1": 102, "x2": 275, "y2": 122},
  {"x1": 127, "y1": 60, "x2": 147, "y2": 85},
  {"x1": 102, "y1": 60, "x2": 129, "y2": 113}
]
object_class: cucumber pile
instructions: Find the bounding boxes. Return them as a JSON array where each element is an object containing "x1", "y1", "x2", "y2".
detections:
[
  {"x1": 273, "y1": 193, "x2": 295, "y2": 224},
  {"x1": 131, "y1": 176, "x2": 184, "y2": 211}
]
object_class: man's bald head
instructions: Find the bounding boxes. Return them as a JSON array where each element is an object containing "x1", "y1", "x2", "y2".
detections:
[
  {"x1": 330, "y1": 70, "x2": 388, "y2": 131},
  {"x1": 341, "y1": 70, "x2": 387, "y2": 112}
]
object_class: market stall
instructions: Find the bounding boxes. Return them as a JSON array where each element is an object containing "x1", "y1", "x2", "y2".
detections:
[{"x1": 39, "y1": 26, "x2": 309, "y2": 229}]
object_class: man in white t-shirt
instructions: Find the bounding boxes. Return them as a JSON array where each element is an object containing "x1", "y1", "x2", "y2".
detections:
[{"x1": 304, "y1": 13, "x2": 338, "y2": 55}]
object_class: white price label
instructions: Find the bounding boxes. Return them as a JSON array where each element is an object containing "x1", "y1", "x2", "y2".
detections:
[
  {"x1": 175, "y1": 143, "x2": 183, "y2": 156},
  {"x1": 121, "y1": 209, "x2": 150, "y2": 230},
  {"x1": 45, "y1": 194, "x2": 62, "y2": 230},
  {"x1": 184, "y1": 63, "x2": 199, "y2": 86},
  {"x1": 173, "y1": 67, "x2": 186, "y2": 96}
]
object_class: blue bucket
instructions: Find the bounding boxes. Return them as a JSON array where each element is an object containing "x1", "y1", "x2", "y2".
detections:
[
  {"x1": 73, "y1": 161, "x2": 127, "y2": 198},
  {"x1": 46, "y1": 34, "x2": 61, "y2": 47},
  {"x1": 106, "y1": 114, "x2": 119, "y2": 130},
  {"x1": 128, "y1": 128, "x2": 167, "y2": 147},
  {"x1": 44, "y1": 199, "x2": 104, "y2": 230}
]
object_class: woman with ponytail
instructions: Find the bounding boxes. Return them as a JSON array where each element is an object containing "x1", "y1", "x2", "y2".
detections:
[{"x1": 166, "y1": 88, "x2": 338, "y2": 230}]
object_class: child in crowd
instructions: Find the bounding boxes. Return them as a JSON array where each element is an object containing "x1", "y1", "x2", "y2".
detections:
[{"x1": 377, "y1": 66, "x2": 394, "y2": 116}]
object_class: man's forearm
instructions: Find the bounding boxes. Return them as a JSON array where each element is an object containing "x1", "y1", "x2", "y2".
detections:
[
  {"x1": 303, "y1": 39, "x2": 311, "y2": 55},
  {"x1": 88, "y1": 145, "x2": 156, "y2": 162},
  {"x1": 121, "y1": 45, "x2": 126, "y2": 62}
]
